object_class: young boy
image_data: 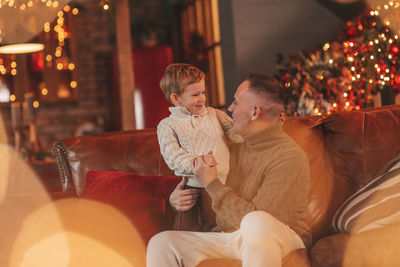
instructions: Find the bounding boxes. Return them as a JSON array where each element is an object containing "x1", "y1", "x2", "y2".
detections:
[{"x1": 157, "y1": 63, "x2": 242, "y2": 232}]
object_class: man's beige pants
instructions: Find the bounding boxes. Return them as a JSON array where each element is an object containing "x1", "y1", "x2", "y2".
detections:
[{"x1": 146, "y1": 211, "x2": 305, "y2": 267}]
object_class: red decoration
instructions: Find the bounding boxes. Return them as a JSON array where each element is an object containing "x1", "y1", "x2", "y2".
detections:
[
  {"x1": 31, "y1": 51, "x2": 44, "y2": 71},
  {"x1": 391, "y1": 45, "x2": 399, "y2": 54}
]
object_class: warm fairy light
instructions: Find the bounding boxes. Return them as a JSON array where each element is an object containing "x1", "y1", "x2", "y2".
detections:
[
  {"x1": 374, "y1": 39, "x2": 379, "y2": 44},
  {"x1": 27, "y1": 1, "x2": 33, "y2": 7},
  {"x1": 389, "y1": 39, "x2": 393, "y2": 44},
  {"x1": 388, "y1": 54, "x2": 393, "y2": 59},
  {"x1": 46, "y1": 1, "x2": 52, "y2": 7},
  {"x1": 72, "y1": 8, "x2": 79, "y2": 15},
  {"x1": 64, "y1": 5, "x2": 70, "y2": 12},
  {"x1": 386, "y1": 21, "x2": 390, "y2": 26},
  {"x1": 382, "y1": 81, "x2": 386, "y2": 85},
  {"x1": 345, "y1": 102, "x2": 350, "y2": 107},
  {"x1": 332, "y1": 103, "x2": 337, "y2": 108},
  {"x1": 53, "y1": 1, "x2": 59, "y2": 7},
  {"x1": 386, "y1": 69, "x2": 390, "y2": 73},
  {"x1": 344, "y1": 92, "x2": 348, "y2": 97},
  {"x1": 56, "y1": 63, "x2": 63, "y2": 70},
  {"x1": 374, "y1": 10, "x2": 379, "y2": 15},
  {"x1": 328, "y1": 59, "x2": 333, "y2": 64},
  {"x1": 384, "y1": 77, "x2": 390, "y2": 81},
  {"x1": 378, "y1": 48, "x2": 382, "y2": 52},
  {"x1": 46, "y1": 54, "x2": 52, "y2": 61},
  {"x1": 41, "y1": 88, "x2": 48, "y2": 95},
  {"x1": 395, "y1": 35, "x2": 399, "y2": 40},
  {"x1": 11, "y1": 61, "x2": 16, "y2": 68},
  {"x1": 389, "y1": 1, "x2": 394, "y2": 6},
  {"x1": 11, "y1": 69, "x2": 17, "y2": 75},
  {"x1": 10, "y1": 94, "x2": 16, "y2": 102},
  {"x1": 57, "y1": 11, "x2": 63, "y2": 17},
  {"x1": 103, "y1": 4, "x2": 109, "y2": 10},
  {"x1": 370, "y1": 55, "x2": 375, "y2": 60},
  {"x1": 380, "y1": 74, "x2": 385, "y2": 79},
  {"x1": 323, "y1": 43, "x2": 330, "y2": 51},
  {"x1": 377, "y1": 67, "x2": 381, "y2": 72},
  {"x1": 351, "y1": 66, "x2": 355, "y2": 71},
  {"x1": 369, "y1": 41, "x2": 374, "y2": 46},
  {"x1": 349, "y1": 42, "x2": 354, "y2": 47},
  {"x1": 68, "y1": 63, "x2": 75, "y2": 70},
  {"x1": 347, "y1": 56, "x2": 354, "y2": 62},
  {"x1": 20, "y1": 4, "x2": 26, "y2": 10},
  {"x1": 370, "y1": 10, "x2": 375, "y2": 16},
  {"x1": 369, "y1": 79, "x2": 373, "y2": 83},
  {"x1": 70, "y1": 81, "x2": 77, "y2": 88},
  {"x1": 0, "y1": 68, "x2": 5, "y2": 75},
  {"x1": 356, "y1": 74, "x2": 361, "y2": 79},
  {"x1": 352, "y1": 76, "x2": 356, "y2": 81},
  {"x1": 33, "y1": 100, "x2": 39, "y2": 108}
]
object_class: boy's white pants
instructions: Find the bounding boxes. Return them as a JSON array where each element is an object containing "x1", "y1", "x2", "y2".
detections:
[{"x1": 147, "y1": 211, "x2": 305, "y2": 267}]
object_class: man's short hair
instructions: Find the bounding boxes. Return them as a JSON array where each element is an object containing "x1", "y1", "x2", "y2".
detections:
[
  {"x1": 160, "y1": 63, "x2": 205, "y2": 103},
  {"x1": 245, "y1": 73, "x2": 287, "y2": 118}
]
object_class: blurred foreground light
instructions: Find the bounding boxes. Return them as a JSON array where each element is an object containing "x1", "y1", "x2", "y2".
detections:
[{"x1": 0, "y1": 43, "x2": 44, "y2": 54}]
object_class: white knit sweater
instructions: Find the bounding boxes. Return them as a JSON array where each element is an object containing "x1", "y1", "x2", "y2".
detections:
[{"x1": 157, "y1": 106, "x2": 243, "y2": 187}]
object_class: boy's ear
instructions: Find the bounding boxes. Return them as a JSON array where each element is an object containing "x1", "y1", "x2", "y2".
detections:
[{"x1": 170, "y1": 93, "x2": 180, "y2": 105}]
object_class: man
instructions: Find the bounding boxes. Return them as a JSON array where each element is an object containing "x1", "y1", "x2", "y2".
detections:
[{"x1": 147, "y1": 73, "x2": 311, "y2": 267}]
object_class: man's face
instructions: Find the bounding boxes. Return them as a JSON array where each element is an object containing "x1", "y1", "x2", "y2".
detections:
[{"x1": 227, "y1": 81, "x2": 254, "y2": 136}]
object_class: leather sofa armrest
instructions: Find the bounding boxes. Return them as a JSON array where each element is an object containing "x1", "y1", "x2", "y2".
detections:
[{"x1": 311, "y1": 223, "x2": 400, "y2": 267}]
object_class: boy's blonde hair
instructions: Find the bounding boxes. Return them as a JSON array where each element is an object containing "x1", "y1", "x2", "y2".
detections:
[{"x1": 160, "y1": 63, "x2": 205, "y2": 103}]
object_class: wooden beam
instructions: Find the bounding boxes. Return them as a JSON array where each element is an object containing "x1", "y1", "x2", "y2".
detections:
[{"x1": 115, "y1": 0, "x2": 136, "y2": 130}]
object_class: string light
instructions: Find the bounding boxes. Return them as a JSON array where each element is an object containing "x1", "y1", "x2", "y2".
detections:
[
  {"x1": 41, "y1": 88, "x2": 48, "y2": 95},
  {"x1": 33, "y1": 101, "x2": 39, "y2": 108},
  {"x1": 10, "y1": 94, "x2": 16, "y2": 102}
]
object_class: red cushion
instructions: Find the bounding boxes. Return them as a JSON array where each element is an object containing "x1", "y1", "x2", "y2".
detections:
[{"x1": 81, "y1": 170, "x2": 180, "y2": 243}]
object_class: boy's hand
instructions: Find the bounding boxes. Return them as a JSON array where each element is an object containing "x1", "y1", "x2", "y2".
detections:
[{"x1": 203, "y1": 151, "x2": 217, "y2": 167}]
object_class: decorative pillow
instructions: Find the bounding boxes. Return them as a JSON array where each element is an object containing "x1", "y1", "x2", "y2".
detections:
[
  {"x1": 81, "y1": 170, "x2": 180, "y2": 243},
  {"x1": 332, "y1": 154, "x2": 400, "y2": 234}
]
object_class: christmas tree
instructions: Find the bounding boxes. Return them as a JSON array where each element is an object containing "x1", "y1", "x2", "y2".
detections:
[{"x1": 277, "y1": 1, "x2": 400, "y2": 116}]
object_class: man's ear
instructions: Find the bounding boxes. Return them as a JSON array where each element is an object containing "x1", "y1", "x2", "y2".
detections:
[
  {"x1": 250, "y1": 105, "x2": 261, "y2": 121},
  {"x1": 170, "y1": 93, "x2": 180, "y2": 105}
]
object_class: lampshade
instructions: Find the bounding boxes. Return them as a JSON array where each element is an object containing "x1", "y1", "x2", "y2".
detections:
[{"x1": 0, "y1": 43, "x2": 44, "y2": 54}]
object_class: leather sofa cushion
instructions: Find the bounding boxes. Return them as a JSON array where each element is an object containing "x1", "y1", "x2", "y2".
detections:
[{"x1": 81, "y1": 170, "x2": 180, "y2": 243}]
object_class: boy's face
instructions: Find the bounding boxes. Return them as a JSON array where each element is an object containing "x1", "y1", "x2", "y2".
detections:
[{"x1": 174, "y1": 79, "x2": 206, "y2": 115}]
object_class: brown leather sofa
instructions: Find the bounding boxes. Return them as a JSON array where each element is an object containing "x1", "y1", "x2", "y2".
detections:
[{"x1": 53, "y1": 104, "x2": 400, "y2": 266}]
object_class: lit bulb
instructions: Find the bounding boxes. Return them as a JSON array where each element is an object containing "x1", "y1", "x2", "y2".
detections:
[
  {"x1": 345, "y1": 102, "x2": 350, "y2": 107},
  {"x1": 68, "y1": 63, "x2": 75, "y2": 70},
  {"x1": 370, "y1": 55, "x2": 375, "y2": 60},
  {"x1": 72, "y1": 8, "x2": 79, "y2": 15},
  {"x1": 70, "y1": 81, "x2": 77, "y2": 88},
  {"x1": 64, "y1": 5, "x2": 70, "y2": 12},
  {"x1": 33, "y1": 101, "x2": 39, "y2": 108},
  {"x1": 10, "y1": 94, "x2": 16, "y2": 102},
  {"x1": 103, "y1": 4, "x2": 109, "y2": 10},
  {"x1": 57, "y1": 63, "x2": 63, "y2": 70},
  {"x1": 344, "y1": 92, "x2": 348, "y2": 97},
  {"x1": 332, "y1": 103, "x2": 337, "y2": 108},
  {"x1": 351, "y1": 66, "x2": 355, "y2": 71},
  {"x1": 328, "y1": 59, "x2": 333, "y2": 64},
  {"x1": 41, "y1": 88, "x2": 48, "y2": 95}
]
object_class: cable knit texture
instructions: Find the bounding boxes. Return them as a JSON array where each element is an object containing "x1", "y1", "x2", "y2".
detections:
[
  {"x1": 205, "y1": 121, "x2": 312, "y2": 248},
  {"x1": 157, "y1": 106, "x2": 243, "y2": 187}
]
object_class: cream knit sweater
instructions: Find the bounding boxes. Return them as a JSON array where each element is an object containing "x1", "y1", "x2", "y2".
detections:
[
  {"x1": 205, "y1": 121, "x2": 312, "y2": 248},
  {"x1": 157, "y1": 106, "x2": 243, "y2": 187}
]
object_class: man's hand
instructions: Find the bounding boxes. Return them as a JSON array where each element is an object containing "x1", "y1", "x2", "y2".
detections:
[
  {"x1": 169, "y1": 177, "x2": 200, "y2": 212},
  {"x1": 194, "y1": 152, "x2": 218, "y2": 187}
]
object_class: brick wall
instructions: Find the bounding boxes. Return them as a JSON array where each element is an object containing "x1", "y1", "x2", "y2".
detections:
[{"x1": 35, "y1": 2, "x2": 116, "y2": 152}]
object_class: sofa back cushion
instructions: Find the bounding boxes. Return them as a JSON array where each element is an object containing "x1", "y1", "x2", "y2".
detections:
[{"x1": 62, "y1": 129, "x2": 174, "y2": 195}]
